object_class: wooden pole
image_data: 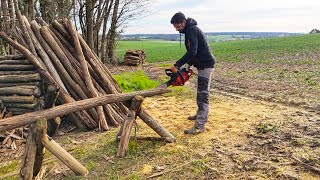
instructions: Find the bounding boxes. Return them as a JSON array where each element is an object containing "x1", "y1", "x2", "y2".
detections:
[
  {"x1": 20, "y1": 124, "x2": 36, "y2": 180},
  {"x1": 33, "y1": 118, "x2": 47, "y2": 177},
  {"x1": 117, "y1": 96, "x2": 144, "y2": 157},
  {"x1": 41, "y1": 135, "x2": 88, "y2": 176},
  {"x1": 138, "y1": 109, "x2": 176, "y2": 142},
  {"x1": 0, "y1": 89, "x2": 170, "y2": 132}
]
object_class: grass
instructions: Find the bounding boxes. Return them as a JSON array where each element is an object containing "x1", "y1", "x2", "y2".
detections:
[{"x1": 113, "y1": 70, "x2": 160, "y2": 92}]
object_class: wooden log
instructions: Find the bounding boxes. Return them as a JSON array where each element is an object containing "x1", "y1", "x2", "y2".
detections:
[
  {"x1": 125, "y1": 55, "x2": 141, "y2": 60},
  {"x1": 9, "y1": 26, "x2": 27, "y2": 47},
  {"x1": 46, "y1": 26, "x2": 100, "y2": 122},
  {"x1": 65, "y1": 19, "x2": 108, "y2": 130},
  {"x1": 41, "y1": 135, "x2": 88, "y2": 176},
  {"x1": 4, "y1": 103, "x2": 39, "y2": 109},
  {"x1": 29, "y1": 21, "x2": 66, "y2": 91},
  {"x1": 138, "y1": 109, "x2": 176, "y2": 142},
  {"x1": 0, "y1": 60, "x2": 30, "y2": 64},
  {"x1": 0, "y1": 89, "x2": 170, "y2": 132},
  {"x1": 45, "y1": 84, "x2": 61, "y2": 137},
  {"x1": 52, "y1": 20, "x2": 121, "y2": 93},
  {"x1": 116, "y1": 136, "x2": 172, "y2": 143},
  {"x1": 0, "y1": 82, "x2": 40, "y2": 88},
  {"x1": 0, "y1": 64, "x2": 35, "y2": 71},
  {"x1": 0, "y1": 74, "x2": 41, "y2": 83},
  {"x1": 0, "y1": 54, "x2": 25, "y2": 60},
  {"x1": 0, "y1": 95, "x2": 35, "y2": 103},
  {"x1": 20, "y1": 124, "x2": 36, "y2": 180},
  {"x1": 33, "y1": 118, "x2": 46, "y2": 177},
  {"x1": 0, "y1": 31, "x2": 97, "y2": 129},
  {"x1": 0, "y1": 71, "x2": 36, "y2": 75},
  {"x1": 0, "y1": 86, "x2": 40, "y2": 96},
  {"x1": 40, "y1": 26, "x2": 88, "y2": 93},
  {"x1": 6, "y1": 107, "x2": 35, "y2": 113},
  {"x1": 22, "y1": 16, "x2": 48, "y2": 70},
  {"x1": 117, "y1": 95, "x2": 144, "y2": 157}
]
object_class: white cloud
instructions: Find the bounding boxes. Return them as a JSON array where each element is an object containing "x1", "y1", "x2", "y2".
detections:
[{"x1": 124, "y1": 0, "x2": 320, "y2": 34}]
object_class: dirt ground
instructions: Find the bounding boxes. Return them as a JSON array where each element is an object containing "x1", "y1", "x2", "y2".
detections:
[{"x1": 1, "y1": 62, "x2": 320, "y2": 179}]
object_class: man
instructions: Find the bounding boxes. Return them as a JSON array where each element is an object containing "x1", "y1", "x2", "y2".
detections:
[{"x1": 170, "y1": 12, "x2": 215, "y2": 135}]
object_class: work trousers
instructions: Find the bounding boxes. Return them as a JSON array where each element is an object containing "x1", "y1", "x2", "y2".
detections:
[{"x1": 195, "y1": 68, "x2": 214, "y2": 129}]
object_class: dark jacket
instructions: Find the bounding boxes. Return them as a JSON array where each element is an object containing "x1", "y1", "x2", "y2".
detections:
[{"x1": 175, "y1": 18, "x2": 215, "y2": 69}]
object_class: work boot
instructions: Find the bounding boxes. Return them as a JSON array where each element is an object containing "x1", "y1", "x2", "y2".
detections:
[
  {"x1": 184, "y1": 126, "x2": 205, "y2": 135},
  {"x1": 187, "y1": 115, "x2": 197, "y2": 120}
]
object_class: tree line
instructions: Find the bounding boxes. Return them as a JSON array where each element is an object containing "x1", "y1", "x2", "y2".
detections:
[{"x1": 0, "y1": 0, "x2": 150, "y2": 64}]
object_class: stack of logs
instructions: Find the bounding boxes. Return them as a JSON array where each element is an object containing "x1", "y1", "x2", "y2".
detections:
[
  {"x1": 0, "y1": 9, "x2": 130, "y2": 130},
  {"x1": 0, "y1": 55, "x2": 42, "y2": 116},
  {"x1": 123, "y1": 50, "x2": 146, "y2": 66}
]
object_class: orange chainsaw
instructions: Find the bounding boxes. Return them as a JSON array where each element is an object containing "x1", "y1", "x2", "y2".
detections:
[{"x1": 157, "y1": 67, "x2": 193, "y2": 89}]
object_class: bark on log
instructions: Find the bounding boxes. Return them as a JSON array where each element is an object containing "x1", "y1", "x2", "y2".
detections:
[
  {"x1": 45, "y1": 84, "x2": 61, "y2": 137},
  {"x1": 117, "y1": 96, "x2": 144, "y2": 157},
  {"x1": 40, "y1": 27, "x2": 99, "y2": 122},
  {"x1": 20, "y1": 124, "x2": 36, "y2": 180},
  {"x1": 138, "y1": 109, "x2": 176, "y2": 142},
  {"x1": 4, "y1": 103, "x2": 39, "y2": 109},
  {"x1": 0, "y1": 82, "x2": 40, "y2": 88},
  {"x1": 0, "y1": 54, "x2": 25, "y2": 60},
  {"x1": 0, "y1": 89, "x2": 170, "y2": 132},
  {"x1": 6, "y1": 107, "x2": 34, "y2": 113},
  {"x1": 0, "y1": 74, "x2": 41, "y2": 83},
  {"x1": 52, "y1": 20, "x2": 120, "y2": 94},
  {"x1": 33, "y1": 118, "x2": 46, "y2": 177},
  {"x1": 0, "y1": 95, "x2": 35, "y2": 103},
  {"x1": 0, "y1": 86, "x2": 40, "y2": 96},
  {"x1": 29, "y1": 21, "x2": 66, "y2": 91},
  {"x1": 0, "y1": 64, "x2": 35, "y2": 71},
  {"x1": 0, "y1": 71, "x2": 36, "y2": 75},
  {"x1": 0, "y1": 60, "x2": 30, "y2": 64},
  {"x1": 41, "y1": 135, "x2": 89, "y2": 176}
]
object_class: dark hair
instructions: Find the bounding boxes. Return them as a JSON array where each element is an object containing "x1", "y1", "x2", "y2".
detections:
[{"x1": 170, "y1": 12, "x2": 186, "y2": 24}]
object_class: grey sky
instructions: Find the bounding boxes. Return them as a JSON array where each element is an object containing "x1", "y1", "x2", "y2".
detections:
[{"x1": 124, "y1": 0, "x2": 320, "y2": 34}]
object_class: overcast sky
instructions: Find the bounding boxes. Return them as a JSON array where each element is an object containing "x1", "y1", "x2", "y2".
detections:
[{"x1": 124, "y1": 0, "x2": 320, "y2": 34}]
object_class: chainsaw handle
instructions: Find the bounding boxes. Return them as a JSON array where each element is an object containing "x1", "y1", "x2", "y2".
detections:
[{"x1": 165, "y1": 69, "x2": 173, "y2": 76}]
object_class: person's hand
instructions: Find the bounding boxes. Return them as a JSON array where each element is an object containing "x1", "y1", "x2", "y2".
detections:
[{"x1": 170, "y1": 66, "x2": 178, "y2": 73}]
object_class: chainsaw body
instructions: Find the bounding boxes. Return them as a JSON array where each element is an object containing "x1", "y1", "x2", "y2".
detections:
[{"x1": 158, "y1": 68, "x2": 193, "y2": 89}]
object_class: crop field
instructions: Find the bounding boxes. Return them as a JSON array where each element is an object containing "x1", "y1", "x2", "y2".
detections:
[{"x1": 117, "y1": 34, "x2": 320, "y2": 63}]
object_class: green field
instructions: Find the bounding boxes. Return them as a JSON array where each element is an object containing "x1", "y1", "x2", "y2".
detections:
[{"x1": 117, "y1": 34, "x2": 320, "y2": 64}]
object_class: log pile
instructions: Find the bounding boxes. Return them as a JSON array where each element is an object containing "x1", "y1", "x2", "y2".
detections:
[
  {"x1": 123, "y1": 50, "x2": 146, "y2": 66},
  {"x1": 0, "y1": 55, "x2": 42, "y2": 116},
  {"x1": 0, "y1": 6, "x2": 129, "y2": 130}
]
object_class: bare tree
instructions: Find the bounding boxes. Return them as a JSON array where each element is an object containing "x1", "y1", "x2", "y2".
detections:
[{"x1": 38, "y1": 0, "x2": 73, "y2": 23}]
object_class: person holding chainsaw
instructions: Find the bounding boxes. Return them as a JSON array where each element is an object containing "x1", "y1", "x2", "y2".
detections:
[{"x1": 170, "y1": 12, "x2": 215, "y2": 135}]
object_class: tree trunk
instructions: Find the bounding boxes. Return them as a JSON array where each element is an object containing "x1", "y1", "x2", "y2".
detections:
[
  {"x1": 85, "y1": 0, "x2": 94, "y2": 49},
  {"x1": 20, "y1": 124, "x2": 36, "y2": 180},
  {"x1": 107, "y1": 0, "x2": 120, "y2": 63}
]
